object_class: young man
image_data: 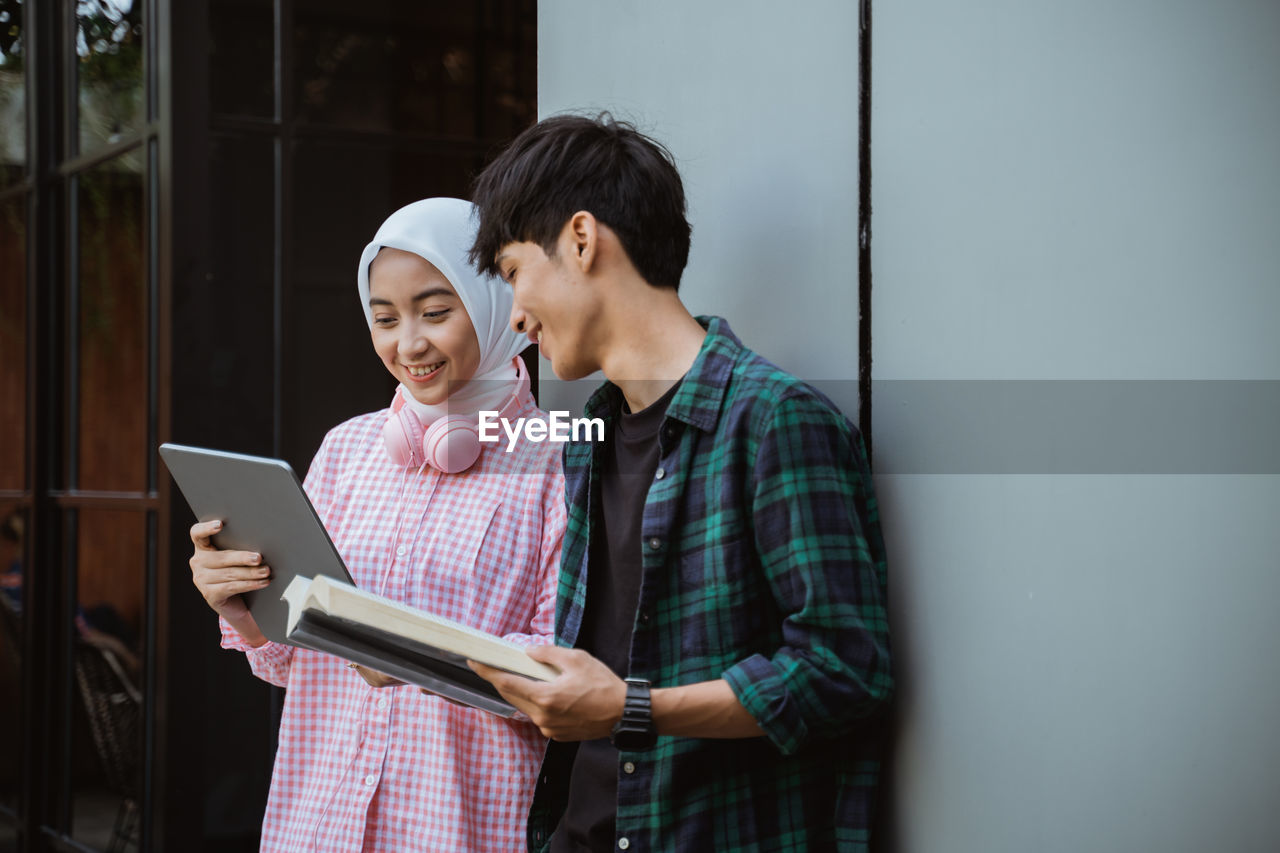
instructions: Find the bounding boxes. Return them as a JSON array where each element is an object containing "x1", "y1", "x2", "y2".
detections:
[{"x1": 467, "y1": 114, "x2": 892, "y2": 852}]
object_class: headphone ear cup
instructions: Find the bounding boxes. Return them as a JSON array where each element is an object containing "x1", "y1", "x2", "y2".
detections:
[
  {"x1": 422, "y1": 415, "x2": 482, "y2": 474},
  {"x1": 383, "y1": 404, "x2": 426, "y2": 468}
]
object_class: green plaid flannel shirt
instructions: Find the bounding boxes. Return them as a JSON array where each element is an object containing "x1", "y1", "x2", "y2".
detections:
[{"x1": 528, "y1": 317, "x2": 892, "y2": 852}]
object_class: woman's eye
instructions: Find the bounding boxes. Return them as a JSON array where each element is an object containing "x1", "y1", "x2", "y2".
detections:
[
  {"x1": 373, "y1": 316, "x2": 396, "y2": 327},
  {"x1": 425, "y1": 309, "x2": 450, "y2": 320}
]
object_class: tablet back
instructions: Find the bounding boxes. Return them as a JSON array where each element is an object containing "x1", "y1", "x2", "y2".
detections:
[{"x1": 159, "y1": 443, "x2": 355, "y2": 644}]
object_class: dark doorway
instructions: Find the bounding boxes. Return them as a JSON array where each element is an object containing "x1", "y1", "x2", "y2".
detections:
[{"x1": 1, "y1": 1, "x2": 536, "y2": 850}]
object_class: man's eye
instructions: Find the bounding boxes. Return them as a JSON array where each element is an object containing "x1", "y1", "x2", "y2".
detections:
[{"x1": 505, "y1": 269, "x2": 516, "y2": 283}]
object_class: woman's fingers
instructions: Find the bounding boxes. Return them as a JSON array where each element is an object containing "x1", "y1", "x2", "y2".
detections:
[
  {"x1": 187, "y1": 521, "x2": 272, "y2": 616},
  {"x1": 418, "y1": 688, "x2": 470, "y2": 708},
  {"x1": 190, "y1": 519, "x2": 223, "y2": 547},
  {"x1": 194, "y1": 549, "x2": 265, "y2": 571},
  {"x1": 352, "y1": 664, "x2": 404, "y2": 688},
  {"x1": 210, "y1": 579, "x2": 273, "y2": 598},
  {"x1": 191, "y1": 563, "x2": 271, "y2": 610},
  {"x1": 189, "y1": 521, "x2": 263, "y2": 567},
  {"x1": 196, "y1": 565, "x2": 272, "y2": 584},
  {"x1": 190, "y1": 547, "x2": 264, "y2": 576}
]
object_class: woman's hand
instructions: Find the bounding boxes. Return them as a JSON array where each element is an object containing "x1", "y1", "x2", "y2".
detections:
[
  {"x1": 350, "y1": 663, "x2": 405, "y2": 688},
  {"x1": 189, "y1": 519, "x2": 269, "y2": 647}
]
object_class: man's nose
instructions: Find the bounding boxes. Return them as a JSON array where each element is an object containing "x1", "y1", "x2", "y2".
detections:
[{"x1": 509, "y1": 303, "x2": 527, "y2": 335}]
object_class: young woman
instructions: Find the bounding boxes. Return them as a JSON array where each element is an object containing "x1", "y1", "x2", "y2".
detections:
[{"x1": 188, "y1": 198, "x2": 564, "y2": 852}]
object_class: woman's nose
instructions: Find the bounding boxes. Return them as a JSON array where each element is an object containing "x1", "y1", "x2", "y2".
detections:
[{"x1": 399, "y1": 323, "x2": 428, "y2": 356}]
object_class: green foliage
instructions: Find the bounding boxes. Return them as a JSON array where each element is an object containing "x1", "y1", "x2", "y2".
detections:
[
  {"x1": 0, "y1": 0, "x2": 23, "y2": 70},
  {"x1": 78, "y1": 1, "x2": 143, "y2": 85}
]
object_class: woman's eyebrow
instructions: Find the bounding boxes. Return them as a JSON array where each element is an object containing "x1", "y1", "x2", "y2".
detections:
[{"x1": 369, "y1": 287, "x2": 456, "y2": 307}]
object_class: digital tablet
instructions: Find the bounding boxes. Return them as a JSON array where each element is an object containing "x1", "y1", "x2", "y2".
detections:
[{"x1": 159, "y1": 442, "x2": 356, "y2": 644}]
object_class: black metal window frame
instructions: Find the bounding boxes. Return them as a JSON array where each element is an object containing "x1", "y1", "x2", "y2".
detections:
[
  {"x1": 3, "y1": 0, "x2": 165, "y2": 850},
  {"x1": 6, "y1": 1, "x2": 537, "y2": 848}
]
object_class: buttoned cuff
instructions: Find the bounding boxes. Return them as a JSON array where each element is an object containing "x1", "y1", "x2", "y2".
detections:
[
  {"x1": 218, "y1": 615, "x2": 281, "y2": 657},
  {"x1": 723, "y1": 654, "x2": 809, "y2": 755}
]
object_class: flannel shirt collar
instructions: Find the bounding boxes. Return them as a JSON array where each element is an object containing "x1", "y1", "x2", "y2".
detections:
[{"x1": 581, "y1": 315, "x2": 737, "y2": 433}]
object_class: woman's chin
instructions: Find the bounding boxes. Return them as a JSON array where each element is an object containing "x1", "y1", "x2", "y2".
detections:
[{"x1": 403, "y1": 379, "x2": 449, "y2": 407}]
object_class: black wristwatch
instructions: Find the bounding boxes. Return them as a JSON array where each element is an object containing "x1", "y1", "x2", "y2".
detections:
[{"x1": 609, "y1": 678, "x2": 657, "y2": 751}]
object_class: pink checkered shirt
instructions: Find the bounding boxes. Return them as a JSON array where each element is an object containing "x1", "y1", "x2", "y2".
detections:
[{"x1": 221, "y1": 391, "x2": 565, "y2": 852}]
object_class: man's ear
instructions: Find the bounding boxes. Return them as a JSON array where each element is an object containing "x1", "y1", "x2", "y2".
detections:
[{"x1": 565, "y1": 211, "x2": 598, "y2": 273}]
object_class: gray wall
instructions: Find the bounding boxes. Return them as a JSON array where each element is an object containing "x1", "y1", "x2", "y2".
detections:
[
  {"x1": 539, "y1": 0, "x2": 1280, "y2": 850},
  {"x1": 536, "y1": 0, "x2": 863, "y2": 417},
  {"x1": 873, "y1": 1, "x2": 1280, "y2": 851}
]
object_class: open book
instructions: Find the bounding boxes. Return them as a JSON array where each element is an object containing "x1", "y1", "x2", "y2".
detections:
[{"x1": 282, "y1": 575, "x2": 559, "y2": 717}]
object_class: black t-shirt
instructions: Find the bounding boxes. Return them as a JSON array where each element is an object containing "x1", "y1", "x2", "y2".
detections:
[{"x1": 550, "y1": 381, "x2": 679, "y2": 853}]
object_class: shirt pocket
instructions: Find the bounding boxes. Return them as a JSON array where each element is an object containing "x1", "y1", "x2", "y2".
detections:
[{"x1": 673, "y1": 534, "x2": 774, "y2": 667}]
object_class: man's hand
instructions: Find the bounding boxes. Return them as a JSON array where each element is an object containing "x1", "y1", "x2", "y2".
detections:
[{"x1": 469, "y1": 645, "x2": 626, "y2": 741}]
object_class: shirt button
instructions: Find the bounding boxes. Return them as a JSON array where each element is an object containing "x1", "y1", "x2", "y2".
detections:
[
  {"x1": 638, "y1": 611, "x2": 650, "y2": 624},
  {"x1": 377, "y1": 698, "x2": 388, "y2": 709},
  {"x1": 648, "y1": 537, "x2": 661, "y2": 550},
  {"x1": 618, "y1": 839, "x2": 630, "y2": 850},
  {"x1": 654, "y1": 467, "x2": 665, "y2": 480},
  {"x1": 364, "y1": 774, "x2": 376, "y2": 786},
  {"x1": 396, "y1": 546, "x2": 406, "y2": 556},
  {"x1": 623, "y1": 761, "x2": 636, "y2": 774}
]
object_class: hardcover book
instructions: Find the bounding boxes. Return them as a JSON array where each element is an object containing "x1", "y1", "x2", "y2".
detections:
[{"x1": 282, "y1": 575, "x2": 558, "y2": 717}]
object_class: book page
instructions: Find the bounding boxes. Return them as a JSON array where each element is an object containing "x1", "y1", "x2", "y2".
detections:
[
  {"x1": 285, "y1": 575, "x2": 559, "y2": 682},
  {"x1": 281, "y1": 575, "x2": 312, "y2": 635}
]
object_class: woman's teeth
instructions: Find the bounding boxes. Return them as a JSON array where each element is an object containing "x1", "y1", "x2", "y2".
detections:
[{"x1": 408, "y1": 361, "x2": 445, "y2": 377}]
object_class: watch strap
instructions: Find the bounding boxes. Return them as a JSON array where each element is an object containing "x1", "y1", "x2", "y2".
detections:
[{"x1": 610, "y1": 677, "x2": 657, "y2": 750}]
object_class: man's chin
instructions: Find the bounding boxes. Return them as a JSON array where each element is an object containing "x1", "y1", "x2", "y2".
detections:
[{"x1": 548, "y1": 359, "x2": 594, "y2": 382}]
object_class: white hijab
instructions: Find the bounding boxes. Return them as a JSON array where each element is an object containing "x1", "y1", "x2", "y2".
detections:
[{"x1": 356, "y1": 198, "x2": 526, "y2": 422}]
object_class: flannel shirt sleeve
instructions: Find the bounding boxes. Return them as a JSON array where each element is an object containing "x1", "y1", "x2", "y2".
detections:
[{"x1": 722, "y1": 390, "x2": 892, "y2": 755}]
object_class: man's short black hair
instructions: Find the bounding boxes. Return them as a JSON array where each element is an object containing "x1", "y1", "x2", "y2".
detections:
[{"x1": 469, "y1": 113, "x2": 692, "y2": 290}]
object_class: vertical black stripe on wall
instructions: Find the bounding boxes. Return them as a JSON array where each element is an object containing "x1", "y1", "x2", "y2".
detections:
[{"x1": 858, "y1": 0, "x2": 874, "y2": 461}]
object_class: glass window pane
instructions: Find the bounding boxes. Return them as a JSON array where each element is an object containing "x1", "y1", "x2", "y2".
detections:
[
  {"x1": 70, "y1": 508, "x2": 144, "y2": 851},
  {"x1": 0, "y1": 501, "x2": 24, "y2": 829},
  {"x1": 210, "y1": 0, "x2": 274, "y2": 118},
  {"x1": 77, "y1": 156, "x2": 146, "y2": 492},
  {"x1": 76, "y1": 0, "x2": 144, "y2": 157},
  {"x1": 0, "y1": 196, "x2": 23, "y2": 491},
  {"x1": 293, "y1": 1, "x2": 534, "y2": 137},
  {"x1": 0, "y1": 0, "x2": 24, "y2": 189}
]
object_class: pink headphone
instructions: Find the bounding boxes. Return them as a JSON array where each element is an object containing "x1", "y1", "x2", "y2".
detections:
[{"x1": 382, "y1": 358, "x2": 530, "y2": 473}]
